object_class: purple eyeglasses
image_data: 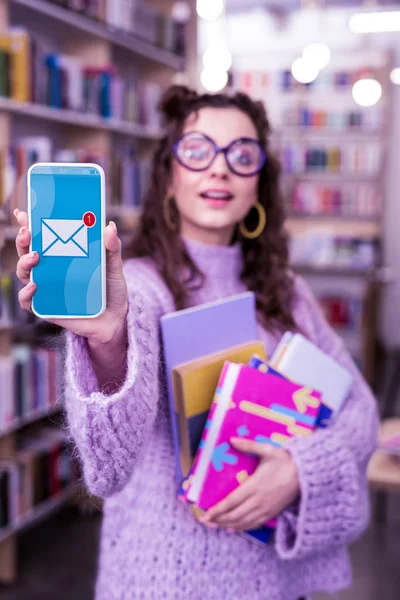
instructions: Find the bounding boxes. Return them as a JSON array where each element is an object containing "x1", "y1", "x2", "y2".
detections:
[{"x1": 171, "y1": 132, "x2": 267, "y2": 177}]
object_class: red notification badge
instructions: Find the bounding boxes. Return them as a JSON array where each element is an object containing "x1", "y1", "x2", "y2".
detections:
[{"x1": 83, "y1": 212, "x2": 96, "y2": 227}]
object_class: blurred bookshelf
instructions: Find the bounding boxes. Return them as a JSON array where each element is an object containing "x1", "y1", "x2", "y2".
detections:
[
  {"x1": 232, "y1": 49, "x2": 391, "y2": 383},
  {"x1": 0, "y1": 481, "x2": 80, "y2": 545},
  {"x1": 0, "y1": 0, "x2": 195, "y2": 584}
]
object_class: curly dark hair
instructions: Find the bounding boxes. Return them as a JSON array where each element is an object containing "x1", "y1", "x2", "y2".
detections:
[{"x1": 127, "y1": 85, "x2": 296, "y2": 333}]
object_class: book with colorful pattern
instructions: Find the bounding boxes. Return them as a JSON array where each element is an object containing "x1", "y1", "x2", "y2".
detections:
[{"x1": 183, "y1": 361, "x2": 321, "y2": 513}]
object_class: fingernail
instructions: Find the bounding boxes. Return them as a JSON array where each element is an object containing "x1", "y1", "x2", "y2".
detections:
[
  {"x1": 13, "y1": 208, "x2": 19, "y2": 217},
  {"x1": 19, "y1": 226, "x2": 26, "y2": 236},
  {"x1": 109, "y1": 221, "x2": 117, "y2": 232},
  {"x1": 29, "y1": 251, "x2": 37, "y2": 259}
]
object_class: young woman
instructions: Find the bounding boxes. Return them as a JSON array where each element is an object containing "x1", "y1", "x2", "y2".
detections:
[{"x1": 14, "y1": 85, "x2": 378, "y2": 600}]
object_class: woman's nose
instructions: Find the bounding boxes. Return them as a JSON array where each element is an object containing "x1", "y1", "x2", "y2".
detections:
[{"x1": 210, "y1": 151, "x2": 229, "y2": 178}]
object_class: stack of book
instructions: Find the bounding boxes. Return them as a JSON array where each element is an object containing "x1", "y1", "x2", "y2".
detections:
[
  {"x1": 0, "y1": 344, "x2": 63, "y2": 435},
  {"x1": 0, "y1": 425, "x2": 78, "y2": 531},
  {"x1": 161, "y1": 293, "x2": 353, "y2": 545}
]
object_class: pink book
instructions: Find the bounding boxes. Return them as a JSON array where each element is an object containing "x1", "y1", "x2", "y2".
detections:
[{"x1": 183, "y1": 361, "x2": 321, "y2": 513}]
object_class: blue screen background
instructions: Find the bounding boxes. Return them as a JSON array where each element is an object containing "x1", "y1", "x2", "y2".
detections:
[{"x1": 30, "y1": 167, "x2": 103, "y2": 317}]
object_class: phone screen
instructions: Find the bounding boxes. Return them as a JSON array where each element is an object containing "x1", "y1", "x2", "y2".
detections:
[{"x1": 29, "y1": 164, "x2": 105, "y2": 318}]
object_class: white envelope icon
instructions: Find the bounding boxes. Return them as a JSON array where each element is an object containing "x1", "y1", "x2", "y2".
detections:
[{"x1": 41, "y1": 219, "x2": 88, "y2": 257}]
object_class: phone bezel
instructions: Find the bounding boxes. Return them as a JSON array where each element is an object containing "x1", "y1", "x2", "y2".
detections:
[{"x1": 27, "y1": 162, "x2": 106, "y2": 319}]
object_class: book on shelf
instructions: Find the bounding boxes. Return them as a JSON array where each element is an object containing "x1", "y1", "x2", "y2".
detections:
[
  {"x1": 289, "y1": 230, "x2": 379, "y2": 271},
  {"x1": 0, "y1": 272, "x2": 34, "y2": 326},
  {"x1": 289, "y1": 182, "x2": 382, "y2": 219},
  {"x1": 0, "y1": 460, "x2": 20, "y2": 529},
  {"x1": 281, "y1": 106, "x2": 382, "y2": 132},
  {"x1": 0, "y1": 426, "x2": 79, "y2": 532},
  {"x1": 44, "y1": 0, "x2": 183, "y2": 55},
  {"x1": 0, "y1": 28, "x2": 31, "y2": 103},
  {"x1": 0, "y1": 344, "x2": 64, "y2": 435},
  {"x1": 232, "y1": 65, "x2": 384, "y2": 96},
  {"x1": 280, "y1": 141, "x2": 382, "y2": 176},
  {"x1": 318, "y1": 294, "x2": 363, "y2": 332},
  {"x1": 0, "y1": 28, "x2": 164, "y2": 127}
]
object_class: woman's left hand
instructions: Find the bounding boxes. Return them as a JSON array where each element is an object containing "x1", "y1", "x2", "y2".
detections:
[{"x1": 200, "y1": 437, "x2": 300, "y2": 532}]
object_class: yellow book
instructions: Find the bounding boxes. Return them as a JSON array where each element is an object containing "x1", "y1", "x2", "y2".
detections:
[
  {"x1": 10, "y1": 28, "x2": 30, "y2": 103},
  {"x1": 172, "y1": 340, "x2": 267, "y2": 478}
]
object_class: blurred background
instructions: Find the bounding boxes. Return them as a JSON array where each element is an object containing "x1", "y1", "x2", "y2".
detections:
[{"x1": 0, "y1": 0, "x2": 400, "y2": 598}]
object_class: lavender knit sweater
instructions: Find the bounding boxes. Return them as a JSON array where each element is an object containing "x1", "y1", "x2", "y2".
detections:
[{"x1": 65, "y1": 238, "x2": 379, "y2": 600}]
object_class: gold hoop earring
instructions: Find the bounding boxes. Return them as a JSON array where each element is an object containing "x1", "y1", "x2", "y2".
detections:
[
  {"x1": 164, "y1": 194, "x2": 178, "y2": 231},
  {"x1": 239, "y1": 202, "x2": 266, "y2": 240}
]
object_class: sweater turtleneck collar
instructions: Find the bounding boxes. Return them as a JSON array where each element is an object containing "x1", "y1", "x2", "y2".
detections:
[{"x1": 182, "y1": 236, "x2": 243, "y2": 289}]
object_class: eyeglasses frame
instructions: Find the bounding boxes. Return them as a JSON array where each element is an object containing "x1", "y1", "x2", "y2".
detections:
[{"x1": 171, "y1": 132, "x2": 267, "y2": 177}]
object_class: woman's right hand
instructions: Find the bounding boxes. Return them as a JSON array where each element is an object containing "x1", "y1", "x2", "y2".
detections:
[{"x1": 14, "y1": 209, "x2": 129, "y2": 346}]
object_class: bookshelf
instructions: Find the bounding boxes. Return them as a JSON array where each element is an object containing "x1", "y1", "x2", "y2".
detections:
[
  {"x1": 232, "y1": 49, "x2": 391, "y2": 382},
  {"x1": 0, "y1": 96, "x2": 163, "y2": 139},
  {"x1": 0, "y1": 482, "x2": 79, "y2": 545},
  {"x1": 0, "y1": 0, "x2": 196, "y2": 584},
  {"x1": 11, "y1": 0, "x2": 184, "y2": 70}
]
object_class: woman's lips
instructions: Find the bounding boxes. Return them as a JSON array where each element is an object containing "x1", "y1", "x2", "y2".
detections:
[{"x1": 200, "y1": 190, "x2": 234, "y2": 207}]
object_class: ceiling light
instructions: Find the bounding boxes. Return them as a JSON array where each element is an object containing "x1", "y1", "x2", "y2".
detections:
[
  {"x1": 302, "y1": 43, "x2": 331, "y2": 70},
  {"x1": 291, "y1": 57, "x2": 319, "y2": 84},
  {"x1": 352, "y1": 79, "x2": 382, "y2": 107},
  {"x1": 349, "y1": 11, "x2": 400, "y2": 34},
  {"x1": 200, "y1": 68, "x2": 228, "y2": 92},
  {"x1": 203, "y1": 44, "x2": 232, "y2": 72},
  {"x1": 390, "y1": 68, "x2": 400, "y2": 85},
  {"x1": 196, "y1": 0, "x2": 224, "y2": 21}
]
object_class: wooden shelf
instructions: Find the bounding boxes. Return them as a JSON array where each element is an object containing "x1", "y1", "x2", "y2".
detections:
[
  {"x1": 283, "y1": 172, "x2": 378, "y2": 183},
  {"x1": 0, "y1": 96, "x2": 163, "y2": 139},
  {"x1": 277, "y1": 126, "x2": 381, "y2": 140},
  {"x1": 287, "y1": 213, "x2": 381, "y2": 223},
  {"x1": 0, "y1": 405, "x2": 62, "y2": 438},
  {"x1": 11, "y1": 0, "x2": 184, "y2": 71},
  {"x1": 292, "y1": 264, "x2": 376, "y2": 277},
  {"x1": 0, "y1": 483, "x2": 79, "y2": 544}
]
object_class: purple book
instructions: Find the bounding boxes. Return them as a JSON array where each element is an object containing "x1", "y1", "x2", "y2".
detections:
[{"x1": 160, "y1": 292, "x2": 258, "y2": 485}]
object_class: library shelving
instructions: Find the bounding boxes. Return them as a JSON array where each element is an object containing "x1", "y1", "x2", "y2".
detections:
[
  {"x1": 232, "y1": 49, "x2": 391, "y2": 382},
  {"x1": 0, "y1": 0, "x2": 196, "y2": 584},
  {"x1": 0, "y1": 482, "x2": 80, "y2": 546},
  {"x1": 0, "y1": 95, "x2": 163, "y2": 139}
]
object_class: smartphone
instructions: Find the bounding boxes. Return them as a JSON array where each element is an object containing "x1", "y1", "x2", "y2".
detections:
[{"x1": 27, "y1": 162, "x2": 106, "y2": 319}]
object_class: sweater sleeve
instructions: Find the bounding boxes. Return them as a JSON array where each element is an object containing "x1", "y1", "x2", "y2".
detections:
[
  {"x1": 64, "y1": 262, "x2": 169, "y2": 499},
  {"x1": 275, "y1": 276, "x2": 379, "y2": 561}
]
